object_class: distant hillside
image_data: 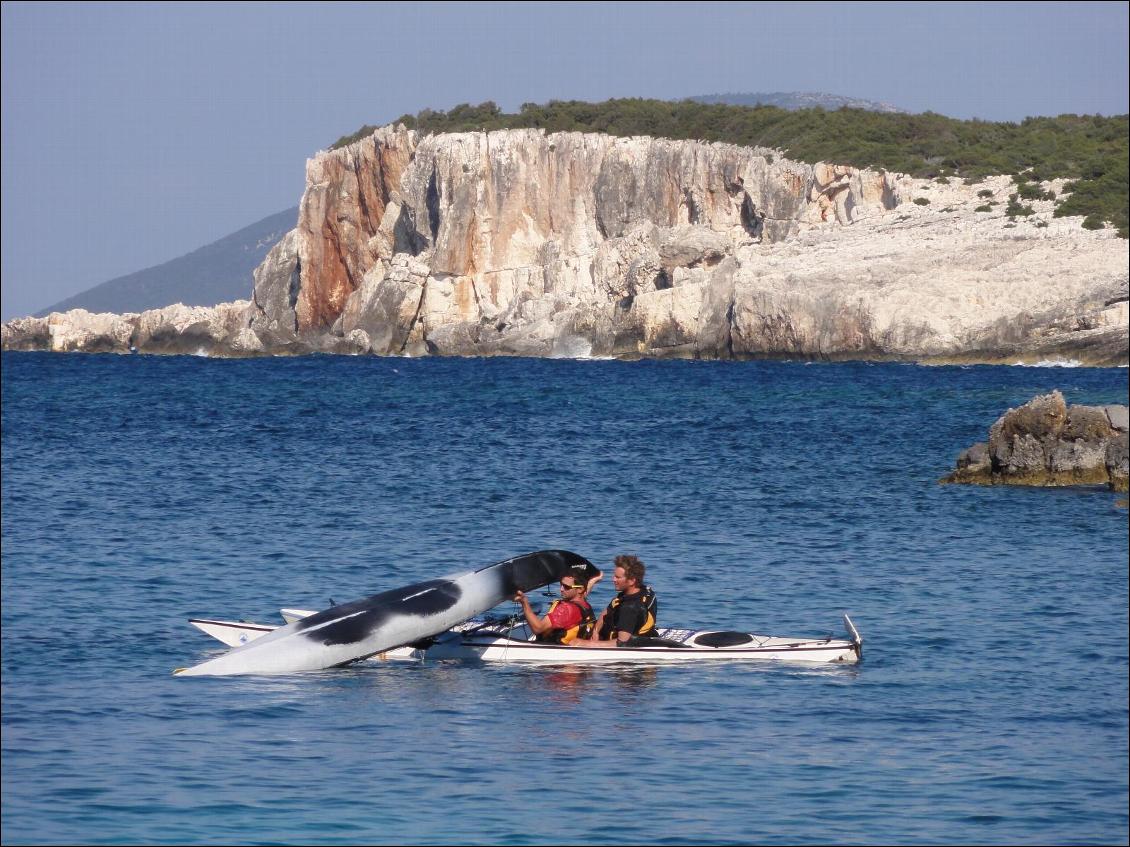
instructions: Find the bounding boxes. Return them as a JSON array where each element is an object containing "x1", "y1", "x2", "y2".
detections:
[
  {"x1": 690, "y1": 91, "x2": 907, "y2": 113},
  {"x1": 37, "y1": 207, "x2": 298, "y2": 317}
]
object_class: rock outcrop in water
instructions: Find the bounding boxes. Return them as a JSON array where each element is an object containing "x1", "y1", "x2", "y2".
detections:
[
  {"x1": 4, "y1": 126, "x2": 1128, "y2": 364},
  {"x1": 1, "y1": 303, "x2": 260, "y2": 355},
  {"x1": 942, "y1": 391, "x2": 1130, "y2": 491}
]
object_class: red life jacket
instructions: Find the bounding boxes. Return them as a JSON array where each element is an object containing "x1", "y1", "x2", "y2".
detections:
[{"x1": 538, "y1": 598, "x2": 597, "y2": 644}]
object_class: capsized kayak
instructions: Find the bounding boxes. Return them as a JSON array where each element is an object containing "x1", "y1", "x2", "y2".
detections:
[{"x1": 175, "y1": 550, "x2": 592, "y2": 676}]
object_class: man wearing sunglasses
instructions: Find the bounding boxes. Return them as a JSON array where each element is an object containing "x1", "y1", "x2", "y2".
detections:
[{"x1": 512, "y1": 574, "x2": 597, "y2": 645}]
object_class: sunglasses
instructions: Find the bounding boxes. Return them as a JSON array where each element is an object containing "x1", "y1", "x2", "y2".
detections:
[{"x1": 559, "y1": 583, "x2": 580, "y2": 591}]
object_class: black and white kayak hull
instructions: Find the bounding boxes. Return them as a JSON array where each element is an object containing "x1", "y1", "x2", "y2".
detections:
[{"x1": 176, "y1": 550, "x2": 589, "y2": 676}]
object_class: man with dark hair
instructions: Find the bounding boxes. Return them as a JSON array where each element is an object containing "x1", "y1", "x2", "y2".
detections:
[
  {"x1": 512, "y1": 573, "x2": 597, "y2": 644},
  {"x1": 575, "y1": 554, "x2": 658, "y2": 648}
]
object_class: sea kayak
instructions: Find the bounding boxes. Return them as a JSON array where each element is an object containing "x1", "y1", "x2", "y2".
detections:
[{"x1": 190, "y1": 610, "x2": 862, "y2": 665}]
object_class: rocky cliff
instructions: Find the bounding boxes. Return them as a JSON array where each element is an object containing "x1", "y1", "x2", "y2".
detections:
[
  {"x1": 1, "y1": 302, "x2": 260, "y2": 355},
  {"x1": 4, "y1": 126, "x2": 1128, "y2": 364}
]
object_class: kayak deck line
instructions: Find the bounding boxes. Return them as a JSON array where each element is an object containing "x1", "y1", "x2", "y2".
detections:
[{"x1": 189, "y1": 618, "x2": 274, "y2": 631}]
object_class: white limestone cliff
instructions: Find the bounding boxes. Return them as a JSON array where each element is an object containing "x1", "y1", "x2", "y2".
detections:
[
  {"x1": 1, "y1": 302, "x2": 256, "y2": 355},
  {"x1": 4, "y1": 127, "x2": 1127, "y2": 364}
]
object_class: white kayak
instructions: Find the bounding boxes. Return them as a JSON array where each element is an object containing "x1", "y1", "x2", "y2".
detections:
[{"x1": 190, "y1": 609, "x2": 863, "y2": 666}]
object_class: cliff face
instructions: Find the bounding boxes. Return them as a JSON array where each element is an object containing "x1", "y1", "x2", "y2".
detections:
[
  {"x1": 251, "y1": 126, "x2": 911, "y2": 358},
  {"x1": 5, "y1": 126, "x2": 1128, "y2": 364},
  {"x1": 0, "y1": 302, "x2": 258, "y2": 355}
]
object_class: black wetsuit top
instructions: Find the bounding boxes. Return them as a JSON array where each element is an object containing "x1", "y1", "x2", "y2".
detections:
[{"x1": 598, "y1": 586, "x2": 657, "y2": 641}]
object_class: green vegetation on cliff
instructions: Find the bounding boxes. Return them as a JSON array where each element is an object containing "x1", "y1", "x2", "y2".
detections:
[{"x1": 331, "y1": 99, "x2": 1128, "y2": 237}]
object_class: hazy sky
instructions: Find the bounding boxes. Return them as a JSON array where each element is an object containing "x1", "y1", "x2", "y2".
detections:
[{"x1": 2, "y1": 1, "x2": 1127, "y2": 320}]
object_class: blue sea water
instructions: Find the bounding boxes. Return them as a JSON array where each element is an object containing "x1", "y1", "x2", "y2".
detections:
[{"x1": 1, "y1": 351, "x2": 1127, "y2": 846}]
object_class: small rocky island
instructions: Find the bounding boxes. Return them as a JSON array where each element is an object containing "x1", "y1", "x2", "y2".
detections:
[{"x1": 942, "y1": 391, "x2": 1129, "y2": 491}]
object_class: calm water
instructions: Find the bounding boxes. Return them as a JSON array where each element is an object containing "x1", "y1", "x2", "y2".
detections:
[{"x1": 2, "y1": 352, "x2": 1127, "y2": 845}]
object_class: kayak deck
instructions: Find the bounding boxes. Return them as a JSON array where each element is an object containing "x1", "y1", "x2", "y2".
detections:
[
  {"x1": 425, "y1": 620, "x2": 860, "y2": 664},
  {"x1": 191, "y1": 612, "x2": 862, "y2": 666}
]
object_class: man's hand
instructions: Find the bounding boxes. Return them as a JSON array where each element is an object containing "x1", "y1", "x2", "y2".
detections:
[{"x1": 514, "y1": 590, "x2": 550, "y2": 636}]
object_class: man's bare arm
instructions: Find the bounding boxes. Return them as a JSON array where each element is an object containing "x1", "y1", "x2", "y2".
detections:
[{"x1": 513, "y1": 590, "x2": 551, "y2": 636}]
